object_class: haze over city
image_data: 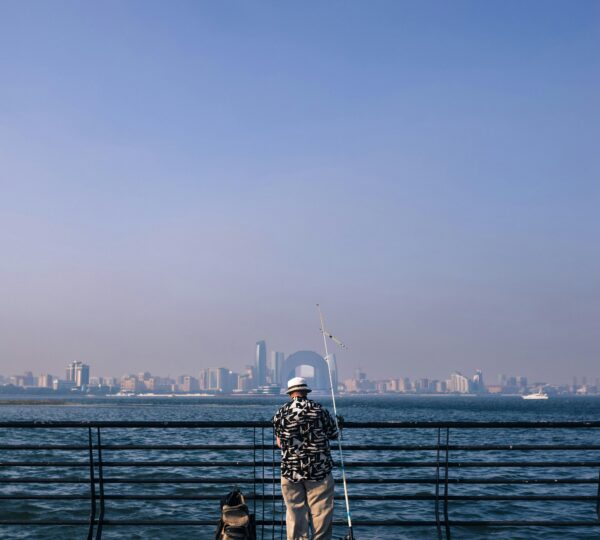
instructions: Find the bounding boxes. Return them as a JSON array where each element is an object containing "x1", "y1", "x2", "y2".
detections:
[{"x1": 1, "y1": 1, "x2": 598, "y2": 383}]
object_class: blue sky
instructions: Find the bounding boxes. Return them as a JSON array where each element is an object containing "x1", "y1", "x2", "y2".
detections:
[{"x1": 0, "y1": 1, "x2": 598, "y2": 382}]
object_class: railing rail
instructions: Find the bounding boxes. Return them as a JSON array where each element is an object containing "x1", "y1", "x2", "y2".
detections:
[
  {"x1": 2, "y1": 420, "x2": 600, "y2": 427},
  {"x1": 0, "y1": 421, "x2": 599, "y2": 538}
]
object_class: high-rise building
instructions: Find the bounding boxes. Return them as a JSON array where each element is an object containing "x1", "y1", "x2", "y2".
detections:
[
  {"x1": 101, "y1": 377, "x2": 118, "y2": 387},
  {"x1": 270, "y1": 351, "x2": 285, "y2": 385},
  {"x1": 399, "y1": 378, "x2": 412, "y2": 392},
  {"x1": 472, "y1": 370, "x2": 485, "y2": 393},
  {"x1": 199, "y1": 369, "x2": 208, "y2": 390},
  {"x1": 120, "y1": 375, "x2": 143, "y2": 393},
  {"x1": 385, "y1": 379, "x2": 400, "y2": 392},
  {"x1": 428, "y1": 379, "x2": 439, "y2": 393},
  {"x1": 255, "y1": 340, "x2": 267, "y2": 387},
  {"x1": 200, "y1": 367, "x2": 232, "y2": 393},
  {"x1": 344, "y1": 370, "x2": 374, "y2": 393},
  {"x1": 66, "y1": 364, "x2": 75, "y2": 383},
  {"x1": 415, "y1": 378, "x2": 429, "y2": 392},
  {"x1": 142, "y1": 375, "x2": 169, "y2": 392},
  {"x1": 38, "y1": 374, "x2": 53, "y2": 388},
  {"x1": 66, "y1": 361, "x2": 90, "y2": 387},
  {"x1": 237, "y1": 373, "x2": 252, "y2": 392},
  {"x1": 182, "y1": 376, "x2": 199, "y2": 393},
  {"x1": 76, "y1": 364, "x2": 89, "y2": 387},
  {"x1": 11, "y1": 372, "x2": 34, "y2": 387},
  {"x1": 208, "y1": 368, "x2": 221, "y2": 390},
  {"x1": 449, "y1": 372, "x2": 471, "y2": 393}
]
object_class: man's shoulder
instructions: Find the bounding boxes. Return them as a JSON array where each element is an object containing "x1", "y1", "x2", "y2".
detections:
[
  {"x1": 273, "y1": 401, "x2": 293, "y2": 417},
  {"x1": 306, "y1": 399, "x2": 324, "y2": 410}
]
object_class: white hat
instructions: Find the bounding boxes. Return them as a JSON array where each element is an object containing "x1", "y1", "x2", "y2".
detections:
[{"x1": 286, "y1": 377, "x2": 312, "y2": 395}]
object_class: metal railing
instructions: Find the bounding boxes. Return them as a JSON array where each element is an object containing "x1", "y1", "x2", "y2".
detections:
[{"x1": 0, "y1": 420, "x2": 599, "y2": 538}]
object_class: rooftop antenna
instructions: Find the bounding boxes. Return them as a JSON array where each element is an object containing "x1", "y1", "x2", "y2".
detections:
[{"x1": 317, "y1": 304, "x2": 354, "y2": 540}]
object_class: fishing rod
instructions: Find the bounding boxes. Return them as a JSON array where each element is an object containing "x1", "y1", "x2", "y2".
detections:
[{"x1": 317, "y1": 304, "x2": 354, "y2": 540}]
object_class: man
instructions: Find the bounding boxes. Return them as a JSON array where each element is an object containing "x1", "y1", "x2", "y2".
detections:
[{"x1": 272, "y1": 377, "x2": 339, "y2": 540}]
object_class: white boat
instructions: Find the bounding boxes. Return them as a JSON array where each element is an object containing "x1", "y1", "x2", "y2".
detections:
[{"x1": 522, "y1": 391, "x2": 549, "y2": 400}]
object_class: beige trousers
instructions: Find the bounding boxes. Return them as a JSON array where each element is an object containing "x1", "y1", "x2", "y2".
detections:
[{"x1": 281, "y1": 473, "x2": 334, "y2": 540}]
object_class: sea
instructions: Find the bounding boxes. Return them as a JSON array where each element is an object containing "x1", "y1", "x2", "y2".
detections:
[{"x1": 1, "y1": 395, "x2": 600, "y2": 539}]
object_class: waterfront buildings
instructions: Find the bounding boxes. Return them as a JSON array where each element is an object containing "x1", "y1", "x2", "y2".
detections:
[
  {"x1": 344, "y1": 370, "x2": 374, "y2": 393},
  {"x1": 1, "y1": 345, "x2": 598, "y2": 397},
  {"x1": 1, "y1": 366, "x2": 598, "y2": 396},
  {"x1": 10, "y1": 372, "x2": 34, "y2": 387},
  {"x1": 52, "y1": 378, "x2": 75, "y2": 391}
]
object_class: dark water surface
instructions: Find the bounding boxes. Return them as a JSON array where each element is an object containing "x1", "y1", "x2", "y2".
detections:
[{"x1": 1, "y1": 395, "x2": 599, "y2": 539}]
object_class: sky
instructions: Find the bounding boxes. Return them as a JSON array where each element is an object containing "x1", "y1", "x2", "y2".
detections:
[{"x1": 0, "y1": 1, "x2": 598, "y2": 383}]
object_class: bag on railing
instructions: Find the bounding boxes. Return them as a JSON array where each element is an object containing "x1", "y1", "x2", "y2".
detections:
[{"x1": 215, "y1": 489, "x2": 256, "y2": 540}]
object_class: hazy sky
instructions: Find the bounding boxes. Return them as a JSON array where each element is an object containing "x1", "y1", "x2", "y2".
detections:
[{"x1": 1, "y1": 1, "x2": 598, "y2": 383}]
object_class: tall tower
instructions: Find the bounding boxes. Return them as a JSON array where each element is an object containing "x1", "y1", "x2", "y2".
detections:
[
  {"x1": 255, "y1": 340, "x2": 267, "y2": 387},
  {"x1": 66, "y1": 363, "x2": 76, "y2": 382},
  {"x1": 66, "y1": 361, "x2": 90, "y2": 387},
  {"x1": 75, "y1": 363, "x2": 90, "y2": 387},
  {"x1": 271, "y1": 351, "x2": 285, "y2": 386}
]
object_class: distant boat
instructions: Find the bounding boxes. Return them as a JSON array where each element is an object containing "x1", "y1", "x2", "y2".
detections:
[{"x1": 522, "y1": 391, "x2": 549, "y2": 400}]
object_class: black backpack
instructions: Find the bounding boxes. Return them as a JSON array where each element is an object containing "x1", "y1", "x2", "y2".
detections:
[{"x1": 215, "y1": 489, "x2": 256, "y2": 540}]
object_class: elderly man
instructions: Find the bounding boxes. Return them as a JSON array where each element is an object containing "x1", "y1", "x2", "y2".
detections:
[{"x1": 272, "y1": 377, "x2": 339, "y2": 540}]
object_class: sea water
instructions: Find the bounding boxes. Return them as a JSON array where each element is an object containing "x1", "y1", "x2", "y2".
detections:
[{"x1": 1, "y1": 395, "x2": 599, "y2": 539}]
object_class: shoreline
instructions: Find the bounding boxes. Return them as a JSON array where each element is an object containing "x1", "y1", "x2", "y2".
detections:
[{"x1": 0, "y1": 394, "x2": 598, "y2": 405}]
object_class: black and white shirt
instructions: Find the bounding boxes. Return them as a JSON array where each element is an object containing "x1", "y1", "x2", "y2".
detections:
[{"x1": 272, "y1": 397, "x2": 338, "y2": 482}]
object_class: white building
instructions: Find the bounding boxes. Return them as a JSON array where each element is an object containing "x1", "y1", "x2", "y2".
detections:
[{"x1": 449, "y1": 372, "x2": 471, "y2": 393}]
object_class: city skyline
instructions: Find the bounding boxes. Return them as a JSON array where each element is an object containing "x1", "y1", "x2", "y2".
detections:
[
  {"x1": 1, "y1": 2, "x2": 598, "y2": 382},
  {"x1": 2, "y1": 351, "x2": 598, "y2": 391},
  {"x1": 4, "y1": 361, "x2": 599, "y2": 397},
  {"x1": 0, "y1": 336, "x2": 598, "y2": 385}
]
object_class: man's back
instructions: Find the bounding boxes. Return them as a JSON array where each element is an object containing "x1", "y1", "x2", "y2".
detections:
[{"x1": 273, "y1": 397, "x2": 338, "y2": 482}]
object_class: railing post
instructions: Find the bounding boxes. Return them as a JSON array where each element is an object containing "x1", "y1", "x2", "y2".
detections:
[
  {"x1": 434, "y1": 427, "x2": 443, "y2": 539},
  {"x1": 278, "y1": 427, "x2": 284, "y2": 540},
  {"x1": 271, "y1": 427, "x2": 276, "y2": 540},
  {"x1": 253, "y1": 427, "x2": 257, "y2": 520},
  {"x1": 87, "y1": 427, "x2": 96, "y2": 540},
  {"x1": 596, "y1": 471, "x2": 600, "y2": 520},
  {"x1": 95, "y1": 427, "x2": 105, "y2": 540},
  {"x1": 443, "y1": 427, "x2": 452, "y2": 539},
  {"x1": 262, "y1": 426, "x2": 265, "y2": 540}
]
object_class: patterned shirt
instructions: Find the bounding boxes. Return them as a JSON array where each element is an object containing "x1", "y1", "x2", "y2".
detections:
[{"x1": 272, "y1": 397, "x2": 339, "y2": 482}]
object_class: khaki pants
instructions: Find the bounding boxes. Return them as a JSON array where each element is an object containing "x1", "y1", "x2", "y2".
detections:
[{"x1": 281, "y1": 473, "x2": 334, "y2": 540}]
